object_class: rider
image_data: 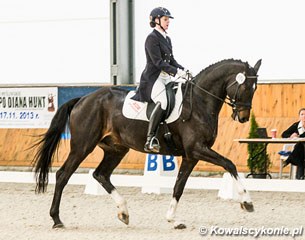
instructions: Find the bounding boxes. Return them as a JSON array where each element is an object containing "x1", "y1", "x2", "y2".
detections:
[{"x1": 132, "y1": 7, "x2": 189, "y2": 153}]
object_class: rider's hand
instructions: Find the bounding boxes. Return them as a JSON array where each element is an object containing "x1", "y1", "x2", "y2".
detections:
[
  {"x1": 290, "y1": 133, "x2": 299, "y2": 139},
  {"x1": 185, "y1": 70, "x2": 193, "y2": 79},
  {"x1": 176, "y1": 69, "x2": 188, "y2": 79}
]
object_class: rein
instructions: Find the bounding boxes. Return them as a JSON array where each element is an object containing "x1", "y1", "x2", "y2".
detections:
[
  {"x1": 188, "y1": 80, "x2": 234, "y2": 107},
  {"x1": 181, "y1": 74, "x2": 257, "y2": 121}
]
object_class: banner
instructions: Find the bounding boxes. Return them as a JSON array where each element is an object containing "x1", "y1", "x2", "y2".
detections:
[{"x1": 0, "y1": 87, "x2": 58, "y2": 128}]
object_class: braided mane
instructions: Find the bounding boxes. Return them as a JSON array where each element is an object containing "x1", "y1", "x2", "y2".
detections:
[{"x1": 196, "y1": 59, "x2": 250, "y2": 79}]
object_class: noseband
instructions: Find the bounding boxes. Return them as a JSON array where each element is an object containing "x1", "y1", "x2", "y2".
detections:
[{"x1": 225, "y1": 75, "x2": 257, "y2": 113}]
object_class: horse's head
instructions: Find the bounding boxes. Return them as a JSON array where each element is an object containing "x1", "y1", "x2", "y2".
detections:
[{"x1": 226, "y1": 59, "x2": 262, "y2": 123}]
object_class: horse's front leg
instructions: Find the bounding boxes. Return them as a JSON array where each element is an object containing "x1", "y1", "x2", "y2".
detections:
[
  {"x1": 193, "y1": 146, "x2": 253, "y2": 212},
  {"x1": 166, "y1": 157, "x2": 198, "y2": 229}
]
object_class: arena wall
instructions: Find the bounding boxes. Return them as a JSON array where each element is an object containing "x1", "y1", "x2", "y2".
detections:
[{"x1": 0, "y1": 82, "x2": 304, "y2": 174}]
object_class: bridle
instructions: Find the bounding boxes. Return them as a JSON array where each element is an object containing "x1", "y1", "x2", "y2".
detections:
[
  {"x1": 224, "y1": 75, "x2": 258, "y2": 112},
  {"x1": 185, "y1": 73, "x2": 258, "y2": 113}
]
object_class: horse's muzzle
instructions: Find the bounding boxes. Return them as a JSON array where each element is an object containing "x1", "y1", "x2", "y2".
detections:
[{"x1": 231, "y1": 109, "x2": 250, "y2": 123}]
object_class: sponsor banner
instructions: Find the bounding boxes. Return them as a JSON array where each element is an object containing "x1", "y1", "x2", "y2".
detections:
[{"x1": 0, "y1": 87, "x2": 57, "y2": 128}]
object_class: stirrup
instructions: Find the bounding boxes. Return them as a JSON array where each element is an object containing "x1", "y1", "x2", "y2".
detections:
[{"x1": 144, "y1": 136, "x2": 160, "y2": 153}]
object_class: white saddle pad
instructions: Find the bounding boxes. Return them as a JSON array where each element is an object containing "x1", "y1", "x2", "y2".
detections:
[{"x1": 122, "y1": 83, "x2": 183, "y2": 123}]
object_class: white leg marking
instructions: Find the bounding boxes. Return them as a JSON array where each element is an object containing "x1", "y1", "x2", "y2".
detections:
[
  {"x1": 232, "y1": 176, "x2": 252, "y2": 203},
  {"x1": 166, "y1": 198, "x2": 178, "y2": 222},
  {"x1": 166, "y1": 197, "x2": 187, "y2": 229},
  {"x1": 110, "y1": 189, "x2": 128, "y2": 215}
]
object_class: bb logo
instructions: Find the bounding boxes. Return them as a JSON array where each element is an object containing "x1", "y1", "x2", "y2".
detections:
[
  {"x1": 147, "y1": 154, "x2": 176, "y2": 171},
  {"x1": 142, "y1": 154, "x2": 178, "y2": 194}
]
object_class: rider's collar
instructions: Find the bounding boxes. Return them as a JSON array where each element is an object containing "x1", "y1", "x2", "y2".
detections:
[{"x1": 154, "y1": 27, "x2": 167, "y2": 39}]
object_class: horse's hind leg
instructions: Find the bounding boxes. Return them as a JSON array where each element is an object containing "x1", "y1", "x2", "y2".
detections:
[
  {"x1": 93, "y1": 142, "x2": 129, "y2": 224},
  {"x1": 50, "y1": 148, "x2": 92, "y2": 228}
]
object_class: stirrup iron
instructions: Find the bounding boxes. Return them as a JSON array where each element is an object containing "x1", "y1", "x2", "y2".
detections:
[{"x1": 145, "y1": 136, "x2": 160, "y2": 153}]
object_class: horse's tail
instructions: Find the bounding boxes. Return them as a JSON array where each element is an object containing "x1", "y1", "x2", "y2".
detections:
[{"x1": 33, "y1": 97, "x2": 81, "y2": 193}]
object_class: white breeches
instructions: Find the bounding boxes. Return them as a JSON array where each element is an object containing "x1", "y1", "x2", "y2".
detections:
[{"x1": 151, "y1": 72, "x2": 172, "y2": 110}]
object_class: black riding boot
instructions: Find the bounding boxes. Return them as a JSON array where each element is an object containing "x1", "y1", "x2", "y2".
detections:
[{"x1": 144, "y1": 102, "x2": 165, "y2": 153}]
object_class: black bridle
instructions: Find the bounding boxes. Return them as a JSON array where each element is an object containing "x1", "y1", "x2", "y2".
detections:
[
  {"x1": 224, "y1": 75, "x2": 258, "y2": 112},
  {"x1": 187, "y1": 74, "x2": 257, "y2": 110},
  {"x1": 179, "y1": 73, "x2": 257, "y2": 122}
]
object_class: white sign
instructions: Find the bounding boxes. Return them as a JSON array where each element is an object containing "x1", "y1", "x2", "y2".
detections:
[
  {"x1": 0, "y1": 87, "x2": 58, "y2": 128},
  {"x1": 142, "y1": 154, "x2": 178, "y2": 194},
  {"x1": 134, "y1": 0, "x2": 305, "y2": 81}
]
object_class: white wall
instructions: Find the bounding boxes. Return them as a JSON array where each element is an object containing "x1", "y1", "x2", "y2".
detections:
[
  {"x1": 0, "y1": 0, "x2": 110, "y2": 85},
  {"x1": 1, "y1": 1, "x2": 304, "y2": 85},
  {"x1": 134, "y1": 0, "x2": 305, "y2": 82}
]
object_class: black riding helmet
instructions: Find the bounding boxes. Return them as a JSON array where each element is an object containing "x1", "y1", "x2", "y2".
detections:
[{"x1": 149, "y1": 7, "x2": 173, "y2": 28}]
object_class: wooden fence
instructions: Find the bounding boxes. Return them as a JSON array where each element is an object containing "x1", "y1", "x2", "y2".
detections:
[{"x1": 1, "y1": 83, "x2": 304, "y2": 174}]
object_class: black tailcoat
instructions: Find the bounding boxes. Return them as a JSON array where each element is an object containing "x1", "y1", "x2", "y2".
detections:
[{"x1": 132, "y1": 29, "x2": 184, "y2": 102}]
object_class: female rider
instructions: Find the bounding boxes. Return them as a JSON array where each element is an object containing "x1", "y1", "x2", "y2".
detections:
[{"x1": 132, "y1": 7, "x2": 189, "y2": 153}]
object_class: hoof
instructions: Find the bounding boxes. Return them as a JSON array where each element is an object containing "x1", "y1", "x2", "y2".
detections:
[
  {"x1": 240, "y1": 202, "x2": 254, "y2": 212},
  {"x1": 174, "y1": 221, "x2": 187, "y2": 229},
  {"x1": 118, "y1": 213, "x2": 129, "y2": 225},
  {"x1": 52, "y1": 222, "x2": 65, "y2": 229}
]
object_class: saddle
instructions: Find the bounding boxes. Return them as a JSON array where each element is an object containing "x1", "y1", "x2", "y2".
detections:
[
  {"x1": 122, "y1": 82, "x2": 183, "y2": 124},
  {"x1": 146, "y1": 82, "x2": 177, "y2": 120}
]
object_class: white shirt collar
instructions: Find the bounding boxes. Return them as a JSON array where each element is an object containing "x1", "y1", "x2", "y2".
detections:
[
  {"x1": 297, "y1": 121, "x2": 305, "y2": 135},
  {"x1": 154, "y1": 27, "x2": 167, "y2": 39}
]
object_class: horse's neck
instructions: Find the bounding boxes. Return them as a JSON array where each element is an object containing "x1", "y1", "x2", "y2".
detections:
[
  {"x1": 192, "y1": 64, "x2": 240, "y2": 120},
  {"x1": 196, "y1": 63, "x2": 244, "y2": 99},
  {"x1": 195, "y1": 70, "x2": 227, "y2": 107}
]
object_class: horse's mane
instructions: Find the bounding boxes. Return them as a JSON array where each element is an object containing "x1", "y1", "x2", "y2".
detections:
[{"x1": 195, "y1": 59, "x2": 250, "y2": 79}]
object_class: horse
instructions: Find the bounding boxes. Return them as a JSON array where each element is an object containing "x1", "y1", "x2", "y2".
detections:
[{"x1": 33, "y1": 58, "x2": 262, "y2": 229}]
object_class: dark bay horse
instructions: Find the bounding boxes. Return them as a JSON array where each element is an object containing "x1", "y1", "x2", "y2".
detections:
[{"x1": 33, "y1": 59, "x2": 262, "y2": 229}]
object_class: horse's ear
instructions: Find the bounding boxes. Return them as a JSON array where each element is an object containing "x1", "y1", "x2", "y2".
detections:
[{"x1": 253, "y1": 59, "x2": 262, "y2": 74}]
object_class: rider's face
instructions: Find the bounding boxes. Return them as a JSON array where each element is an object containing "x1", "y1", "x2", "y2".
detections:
[{"x1": 156, "y1": 16, "x2": 170, "y2": 31}]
